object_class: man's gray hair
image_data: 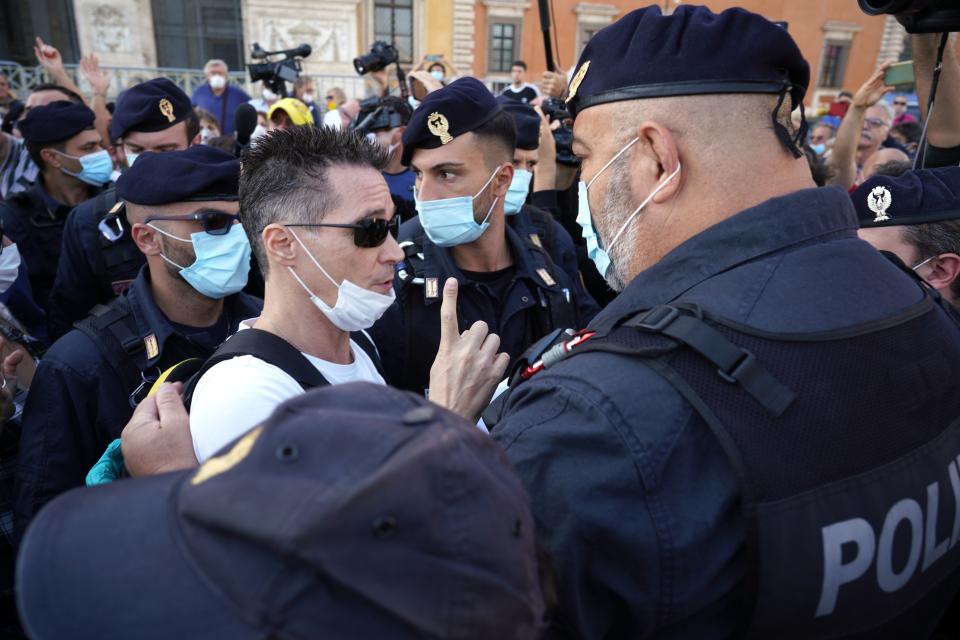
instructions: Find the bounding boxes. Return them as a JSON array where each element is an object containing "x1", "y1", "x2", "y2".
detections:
[
  {"x1": 872, "y1": 100, "x2": 895, "y2": 123},
  {"x1": 239, "y1": 126, "x2": 389, "y2": 275},
  {"x1": 204, "y1": 59, "x2": 228, "y2": 74}
]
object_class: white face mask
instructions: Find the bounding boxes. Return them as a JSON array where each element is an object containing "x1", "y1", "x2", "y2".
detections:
[
  {"x1": 0, "y1": 244, "x2": 21, "y2": 295},
  {"x1": 286, "y1": 228, "x2": 396, "y2": 332},
  {"x1": 302, "y1": 92, "x2": 315, "y2": 104},
  {"x1": 251, "y1": 125, "x2": 267, "y2": 140},
  {"x1": 209, "y1": 75, "x2": 227, "y2": 90},
  {"x1": 262, "y1": 89, "x2": 278, "y2": 102}
]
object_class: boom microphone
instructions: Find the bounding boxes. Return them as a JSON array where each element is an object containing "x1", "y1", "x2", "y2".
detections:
[{"x1": 234, "y1": 103, "x2": 258, "y2": 148}]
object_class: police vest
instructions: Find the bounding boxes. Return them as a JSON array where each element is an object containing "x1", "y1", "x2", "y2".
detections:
[
  {"x1": 489, "y1": 290, "x2": 960, "y2": 637},
  {"x1": 396, "y1": 230, "x2": 577, "y2": 388},
  {"x1": 94, "y1": 190, "x2": 146, "y2": 296}
]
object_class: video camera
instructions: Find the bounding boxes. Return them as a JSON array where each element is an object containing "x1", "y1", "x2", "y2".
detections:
[
  {"x1": 354, "y1": 41, "x2": 399, "y2": 75},
  {"x1": 541, "y1": 98, "x2": 578, "y2": 167},
  {"x1": 247, "y1": 42, "x2": 312, "y2": 97},
  {"x1": 351, "y1": 95, "x2": 412, "y2": 138},
  {"x1": 858, "y1": 0, "x2": 960, "y2": 33}
]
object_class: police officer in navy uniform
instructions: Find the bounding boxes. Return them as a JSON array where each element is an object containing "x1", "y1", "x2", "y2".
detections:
[
  {"x1": 14, "y1": 145, "x2": 261, "y2": 542},
  {"x1": 0, "y1": 101, "x2": 111, "y2": 311},
  {"x1": 478, "y1": 6, "x2": 960, "y2": 637},
  {"x1": 46, "y1": 78, "x2": 199, "y2": 340},
  {"x1": 498, "y1": 95, "x2": 599, "y2": 317},
  {"x1": 368, "y1": 78, "x2": 595, "y2": 396}
]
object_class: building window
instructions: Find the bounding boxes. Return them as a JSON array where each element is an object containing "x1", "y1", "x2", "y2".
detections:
[
  {"x1": 374, "y1": 0, "x2": 414, "y2": 64},
  {"x1": 151, "y1": 0, "x2": 244, "y2": 70},
  {"x1": 488, "y1": 21, "x2": 519, "y2": 74},
  {"x1": 818, "y1": 41, "x2": 850, "y2": 89},
  {"x1": 0, "y1": 0, "x2": 80, "y2": 66},
  {"x1": 578, "y1": 26, "x2": 599, "y2": 57}
]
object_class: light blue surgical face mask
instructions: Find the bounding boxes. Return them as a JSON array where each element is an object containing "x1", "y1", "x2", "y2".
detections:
[
  {"x1": 577, "y1": 136, "x2": 681, "y2": 277},
  {"x1": 810, "y1": 143, "x2": 826, "y2": 155},
  {"x1": 59, "y1": 148, "x2": 114, "y2": 186},
  {"x1": 149, "y1": 222, "x2": 251, "y2": 299},
  {"x1": 125, "y1": 152, "x2": 140, "y2": 168},
  {"x1": 504, "y1": 169, "x2": 532, "y2": 215},
  {"x1": 415, "y1": 166, "x2": 503, "y2": 247}
]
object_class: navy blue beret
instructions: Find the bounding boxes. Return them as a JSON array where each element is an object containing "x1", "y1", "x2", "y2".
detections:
[
  {"x1": 110, "y1": 78, "x2": 192, "y2": 141},
  {"x1": 497, "y1": 96, "x2": 540, "y2": 151},
  {"x1": 17, "y1": 101, "x2": 95, "y2": 144},
  {"x1": 116, "y1": 145, "x2": 239, "y2": 205},
  {"x1": 567, "y1": 5, "x2": 810, "y2": 118},
  {"x1": 853, "y1": 167, "x2": 960, "y2": 228},
  {"x1": 401, "y1": 77, "x2": 502, "y2": 165}
]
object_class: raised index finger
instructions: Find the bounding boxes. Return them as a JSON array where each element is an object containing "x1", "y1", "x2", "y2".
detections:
[{"x1": 439, "y1": 277, "x2": 460, "y2": 348}]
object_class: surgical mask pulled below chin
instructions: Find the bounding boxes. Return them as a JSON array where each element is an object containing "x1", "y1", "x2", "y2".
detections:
[
  {"x1": 209, "y1": 75, "x2": 227, "y2": 90},
  {"x1": 0, "y1": 244, "x2": 21, "y2": 295},
  {"x1": 504, "y1": 169, "x2": 532, "y2": 215},
  {"x1": 415, "y1": 166, "x2": 502, "y2": 247},
  {"x1": 576, "y1": 136, "x2": 681, "y2": 277},
  {"x1": 60, "y1": 149, "x2": 114, "y2": 187},
  {"x1": 150, "y1": 223, "x2": 251, "y2": 299},
  {"x1": 286, "y1": 229, "x2": 395, "y2": 332}
]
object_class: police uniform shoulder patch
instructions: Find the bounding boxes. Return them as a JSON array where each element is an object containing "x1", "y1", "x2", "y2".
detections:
[
  {"x1": 427, "y1": 112, "x2": 453, "y2": 145},
  {"x1": 191, "y1": 425, "x2": 263, "y2": 486},
  {"x1": 868, "y1": 186, "x2": 893, "y2": 223},
  {"x1": 425, "y1": 277, "x2": 440, "y2": 299},
  {"x1": 536, "y1": 268, "x2": 556, "y2": 287},
  {"x1": 158, "y1": 98, "x2": 175, "y2": 123},
  {"x1": 566, "y1": 61, "x2": 591, "y2": 104},
  {"x1": 529, "y1": 233, "x2": 543, "y2": 248},
  {"x1": 143, "y1": 333, "x2": 159, "y2": 360}
]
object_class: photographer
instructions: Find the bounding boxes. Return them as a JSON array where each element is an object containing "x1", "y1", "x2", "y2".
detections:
[
  {"x1": 191, "y1": 59, "x2": 251, "y2": 136},
  {"x1": 914, "y1": 32, "x2": 960, "y2": 167},
  {"x1": 354, "y1": 96, "x2": 416, "y2": 211}
]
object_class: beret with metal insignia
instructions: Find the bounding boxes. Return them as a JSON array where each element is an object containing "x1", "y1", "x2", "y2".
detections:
[
  {"x1": 110, "y1": 78, "x2": 192, "y2": 141},
  {"x1": 401, "y1": 77, "x2": 503, "y2": 166},
  {"x1": 854, "y1": 166, "x2": 960, "y2": 228}
]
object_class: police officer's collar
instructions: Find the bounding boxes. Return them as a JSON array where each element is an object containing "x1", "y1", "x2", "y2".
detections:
[
  {"x1": 590, "y1": 186, "x2": 858, "y2": 332},
  {"x1": 417, "y1": 223, "x2": 560, "y2": 307}
]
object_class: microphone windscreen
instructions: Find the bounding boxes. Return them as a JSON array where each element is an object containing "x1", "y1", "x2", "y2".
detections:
[{"x1": 234, "y1": 103, "x2": 258, "y2": 145}]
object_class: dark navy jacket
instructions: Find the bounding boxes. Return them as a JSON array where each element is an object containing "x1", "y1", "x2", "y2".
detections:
[
  {"x1": 0, "y1": 181, "x2": 91, "y2": 312},
  {"x1": 47, "y1": 188, "x2": 144, "y2": 341},
  {"x1": 491, "y1": 186, "x2": 958, "y2": 638},
  {"x1": 370, "y1": 218, "x2": 596, "y2": 395},
  {"x1": 14, "y1": 267, "x2": 261, "y2": 541}
]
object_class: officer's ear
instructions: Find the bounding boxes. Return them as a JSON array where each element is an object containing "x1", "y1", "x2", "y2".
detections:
[
  {"x1": 492, "y1": 161, "x2": 514, "y2": 198},
  {"x1": 923, "y1": 253, "x2": 960, "y2": 295},
  {"x1": 392, "y1": 127, "x2": 405, "y2": 146},
  {"x1": 262, "y1": 223, "x2": 298, "y2": 267},
  {"x1": 40, "y1": 147, "x2": 64, "y2": 171},
  {"x1": 130, "y1": 222, "x2": 163, "y2": 256},
  {"x1": 631, "y1": 121, "x2": 682, "y2": 205}
]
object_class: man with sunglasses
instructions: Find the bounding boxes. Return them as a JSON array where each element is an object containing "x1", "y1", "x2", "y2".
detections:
[
  {"x1": 368, "y1": 78, "x2": 587, "y2": 398},
  {"x1": 47, "y1": 78, "x2": 200, "y2": 341},
  {"x1": 13, "y1": 146, "x2": 261, "y2": 541},
  {"x1": 187, "y1": 126, "x2": 400, "y2": 461},
  {"x1": 856, "y1": 166, "x2": 960, "y2": 310},
  {"x1": 0, "y1": 101, "x2": 110, "y2": 312}
]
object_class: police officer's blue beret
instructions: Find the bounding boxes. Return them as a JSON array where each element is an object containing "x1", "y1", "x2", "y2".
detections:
[
  {"x1": 109, "y1": 78, "x2": 192, "y2": 141},
  {"x1": 401, "y1": 77, "x2": 503, "y2": 166},
  {"x1": 497, "y1": 96, "x2": 540, "y2": 151},
  {"x1": 853, "y1": 167, "x2": 960, "y2": 228},
  {"x1": 116, "y1": 145, "x2": 239, "y2": 205},
  {"x1": 17, "y1": 101, "x2": 95, "y2": 144},
  {"x1": 566, "y1": 5, "x2": 810, "y2": 118}
]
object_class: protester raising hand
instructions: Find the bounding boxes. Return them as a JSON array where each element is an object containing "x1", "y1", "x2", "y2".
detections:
[
  {"x1": 33, "y1": 37, "x2": 83, "y2": 99},
  {"x1": 428, "y1": 278, "x2": 510, "y2": 422}
]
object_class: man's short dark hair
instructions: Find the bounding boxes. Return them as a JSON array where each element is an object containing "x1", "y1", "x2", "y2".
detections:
[
  {"x1": 903, "y1": 220, "x2": 960, "y2": 299},
  {"x1": 473, "y1": 110, "x2": 517, "y2": 168},
  {"x1": 892, "y1": 121, "x2": 923, "y2": 145},
  {"x1": 25, "y1": 138, "x2": 69, "y2": 172},
  {"x1": 29, "y1": 83, "x2": 83, "y2": 104},
  {"x1": 239, "y1": 126, "x2": 389, "y2": 275},
  {"x1": 512, "y1": 61, "x2": 527, "y2": 71}
]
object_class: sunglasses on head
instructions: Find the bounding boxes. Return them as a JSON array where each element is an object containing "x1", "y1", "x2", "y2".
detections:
[
  {"x1": 143, "y1": 210, "x2": 240, "y2": 235},
  {"x1": 285, "y1": 216, "x2": 399, "y2": 248}
]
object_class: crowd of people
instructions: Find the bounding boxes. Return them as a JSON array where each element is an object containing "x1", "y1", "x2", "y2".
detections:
[{"x1": 1, "y1": 3, "x2": 960, "y2": 638}]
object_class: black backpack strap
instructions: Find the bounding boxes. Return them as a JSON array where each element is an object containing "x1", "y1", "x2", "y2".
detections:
[
  {"x1": 351, "y1": 329, "x2": 385, "y2": 377},
  {"x1": 183, "y1": 328, "x2": 330, "y2": 407},
  {"x1": 73, "y1": 298, "x2": 149, "y2": 405}
]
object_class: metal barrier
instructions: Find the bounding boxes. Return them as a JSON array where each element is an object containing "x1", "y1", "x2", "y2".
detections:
[{"x1": 0, "y1": 60, "x2": 371, "y2": 103}]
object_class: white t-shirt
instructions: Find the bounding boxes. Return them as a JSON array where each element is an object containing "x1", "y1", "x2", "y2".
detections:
[{"x1": 189, "y1": 324, "x2": 384, "y2": 462}]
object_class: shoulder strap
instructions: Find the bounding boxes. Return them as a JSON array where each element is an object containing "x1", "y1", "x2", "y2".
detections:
[
  {"x1": 183, "y1": 328, "x2": 330, "y2": 408},
  {"x1": 524, "y1": 205, "x2": 556, "y2": 255},
  {"x1": 73, "y1": 297, "x2": 145, "y2": 393}
]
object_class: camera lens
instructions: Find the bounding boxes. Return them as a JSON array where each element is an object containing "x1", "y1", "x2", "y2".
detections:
[{"x1": 857, "y1": 0, "x2": 929, "y2": 13}]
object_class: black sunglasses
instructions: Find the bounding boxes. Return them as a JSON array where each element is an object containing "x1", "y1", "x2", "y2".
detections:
[
  {"x1": 144, "y1": 210, "x2": 241, "y2": 236},
  {"x1": 285, "y1": 217, "x2": 399, "y2": 248}
]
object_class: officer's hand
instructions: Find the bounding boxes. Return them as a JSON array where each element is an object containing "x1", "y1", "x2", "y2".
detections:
[
  {"x1": 121, "y1": 382, "x2": 198, "y2": 477},
  {"x1": 852, "y1": 63, "x2": 894, "y2": 110},
  {"x1": 429, "y1": 278, "x2": 510, "y2": 422},
  {"x1": 539, "y1": 69, "x2": 567, "y2": 100}
]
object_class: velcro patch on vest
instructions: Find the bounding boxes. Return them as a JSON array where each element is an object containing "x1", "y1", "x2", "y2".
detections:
[
  {"x1": 748, "y1": 417, "x2": 960, "y2": 637},
  {"x1": 111, "y1": 279, "x2": 135, "y2": 296}
]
